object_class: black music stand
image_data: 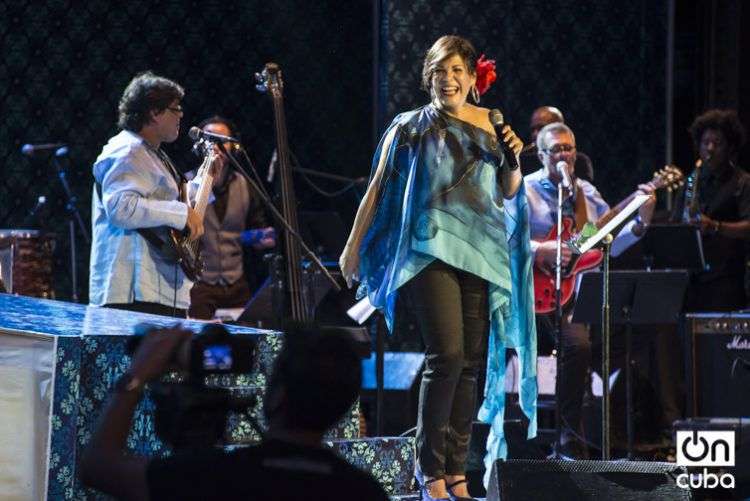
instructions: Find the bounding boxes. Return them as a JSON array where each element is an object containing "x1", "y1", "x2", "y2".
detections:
[
  {"x1": 640, "y1": 224, "x2": 706, "y2": 270},
  {"x1": 572, "y1": 270, "x2": 688, "y2": 458}
]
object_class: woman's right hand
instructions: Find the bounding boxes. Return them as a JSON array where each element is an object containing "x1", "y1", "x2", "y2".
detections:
[{"x1": 339, "y1": 245, "x2": 360, "y2": 289}]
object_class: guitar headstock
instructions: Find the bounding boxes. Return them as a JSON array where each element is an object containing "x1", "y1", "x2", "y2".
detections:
[
  {"x1": 193, "y1": 142, "x2": 221, "y2": 178},
  {"x1": 255, "y1": 62, "x2": 283, "y2": 99},
  {"x1": 652, "y1": 164, "x2": 684, "y2": 191}
]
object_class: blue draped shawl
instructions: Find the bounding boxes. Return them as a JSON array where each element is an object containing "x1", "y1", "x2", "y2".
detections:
[{"x1": 357, "y1": 104, "x2": 537, "y2": 485}]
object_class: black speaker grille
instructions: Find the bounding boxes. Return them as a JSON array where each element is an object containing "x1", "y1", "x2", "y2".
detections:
[
  {"x1": 498, "y1": 459, "x2": 684, "y2": 474},
  {"x1": 489, "y1": 459, "x2": 691, "y2": 501}
]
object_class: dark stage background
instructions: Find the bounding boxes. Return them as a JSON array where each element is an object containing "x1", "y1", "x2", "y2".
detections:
[
  {"x1": 1, "y1": 0, "x2": 747, "y2": 302},
  {"x1": 1, "y1": 0, "x2": 374, "y2": 302}
]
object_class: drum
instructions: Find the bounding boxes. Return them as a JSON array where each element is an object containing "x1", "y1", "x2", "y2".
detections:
[{"x1": 0, "y1": 230, "x2": 55, "y2": 299}]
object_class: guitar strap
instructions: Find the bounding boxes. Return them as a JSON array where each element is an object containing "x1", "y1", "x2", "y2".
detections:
[{"x1": 573, "y1": 182, "x2": 589, "y2": 231}]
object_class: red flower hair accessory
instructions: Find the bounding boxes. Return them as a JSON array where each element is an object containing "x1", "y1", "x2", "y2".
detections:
[{"x1": 475, "y1": 54, "x2": 497, "y2": 95}]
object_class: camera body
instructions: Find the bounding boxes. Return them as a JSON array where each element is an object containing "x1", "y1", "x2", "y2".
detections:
[
  {"x1": 128, "y1": 323, "x2": 257, "y2": 449},
  {"x1": 187, "y1": 323, "x2": 255, "y2": 378}
]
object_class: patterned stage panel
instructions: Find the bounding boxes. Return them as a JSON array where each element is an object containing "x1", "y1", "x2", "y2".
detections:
[{"x1": 0, "y1": 294, "x2": 364, "y2": 500}]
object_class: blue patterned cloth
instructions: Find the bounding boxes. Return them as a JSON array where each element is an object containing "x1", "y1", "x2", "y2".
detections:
[{"x1": 356, "y1": 104, "x2": 537, "y2": 486}]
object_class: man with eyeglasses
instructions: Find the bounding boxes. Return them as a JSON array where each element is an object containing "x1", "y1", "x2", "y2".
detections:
[
  {"x1": 524, "y1": 122, "x2": 656, "y2": 459},
  {"x1": 90, "y1": 71, "x2": 214, "y2": 317}
]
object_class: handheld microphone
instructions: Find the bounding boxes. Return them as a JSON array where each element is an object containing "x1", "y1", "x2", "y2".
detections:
[
  {"x1": 188, "y1": 126, "x2": 239, "y2": 144},
  {"x1": 21, "y1": 143, "x2": 68, "y2": 156},
  {"x1": 488, "y1": 109, "x2": 519, "y2": 170},
  {"x1": 556, "y1": 160, "x2": 572, "y2": 190}
]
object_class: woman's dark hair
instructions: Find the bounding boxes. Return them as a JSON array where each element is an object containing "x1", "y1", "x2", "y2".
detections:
[
  {"x1": 689, "y1": 109, "x2": 747, "y2": 157},
  {"x1": 117, "y1": 71, "x2": 184, "y2": 132},
  {"x1": 421, "y1": 35, "x2": 477, "y2": 94},
  {"x1": 197, "y1": 115, "x2": 240, "y2": 140}
]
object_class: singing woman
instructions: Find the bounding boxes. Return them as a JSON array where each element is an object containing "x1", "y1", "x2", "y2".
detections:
[{"x1": 340, "y1": 35, "x2": 537, "y2": 500}]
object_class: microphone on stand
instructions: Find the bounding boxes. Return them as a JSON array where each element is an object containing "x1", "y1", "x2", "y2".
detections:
[
  {"x1": 188, "y1": 126, "x2": 239, "y2": 144},
  {"x1": 556, "y1": 160, "x2": 573, "y2": 190},
  {"x1": 23, "y1": 196, "x2": 47, "y2": 227},
  {"x1": 488, "y1": 109, "x2": 520, "y2": 170},
  {"x1": 21, "y1": 143, "x2": 68, "y2": 156}
]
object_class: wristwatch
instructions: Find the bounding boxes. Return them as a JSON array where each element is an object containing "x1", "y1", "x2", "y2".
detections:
[{"x1": 114, "y1": 372, "x2": 143, "y2": 394}]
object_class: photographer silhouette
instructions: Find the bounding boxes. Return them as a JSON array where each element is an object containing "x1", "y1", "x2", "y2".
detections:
[{"x1": 79, "y1": 323, "x2": 387, "y2": 501}]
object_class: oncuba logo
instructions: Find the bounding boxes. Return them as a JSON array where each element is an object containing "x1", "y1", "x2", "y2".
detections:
[{"x1": 675, "y1": 430, "x2": 735, "y2": 489}]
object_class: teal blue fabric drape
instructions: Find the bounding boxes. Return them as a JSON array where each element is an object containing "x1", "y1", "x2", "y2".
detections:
[{"x1": 357, "y1": 104, "x2": 537, "y2": 485}]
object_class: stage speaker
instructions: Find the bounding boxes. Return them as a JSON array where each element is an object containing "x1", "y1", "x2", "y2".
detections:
[
  {"x1": 239, "y1": 267, "x2": 356, "y2": 326},
  {"x1": 486, "y1": 459, "x2": 689, "y2": 501},
  {"x1": 685, "y1": 313, "x2": 750, "y2": 417},
  {"x1": 466, "y1": 418, "x2": 549, "y2": 497}
]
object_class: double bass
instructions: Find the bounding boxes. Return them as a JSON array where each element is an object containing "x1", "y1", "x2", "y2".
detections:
[{"x1": 255, "y1": 63, "x2": 311, "y2": 322}]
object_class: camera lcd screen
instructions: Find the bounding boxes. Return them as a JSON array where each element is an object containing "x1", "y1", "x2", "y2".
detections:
[{"x1": 203, "y1": 344, "x2": 232, "y2": 371}]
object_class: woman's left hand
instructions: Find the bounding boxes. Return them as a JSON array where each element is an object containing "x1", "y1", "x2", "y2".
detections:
[{"x1": 501, "y1": 125, "x2": 524, "y2": 157}]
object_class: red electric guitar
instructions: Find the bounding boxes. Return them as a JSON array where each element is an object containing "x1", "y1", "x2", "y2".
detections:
[{"x1": 533, "y1": 166, "x2": 683, "y2": 314}]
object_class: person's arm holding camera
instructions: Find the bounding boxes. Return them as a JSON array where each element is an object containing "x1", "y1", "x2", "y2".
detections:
[{"x1": 79, "y1": 328, "x2": 192, "y2": 501}]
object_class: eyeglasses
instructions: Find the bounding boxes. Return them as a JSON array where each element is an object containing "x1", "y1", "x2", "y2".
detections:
[
  {"x1": 167, "y1": 106, "x2": 184, "y2": 115},
  {"x1": 542, "y1": 144, "x2": 576, "y2": 155}
]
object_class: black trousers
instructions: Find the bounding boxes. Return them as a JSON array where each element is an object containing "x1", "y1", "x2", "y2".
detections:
[{"x1": 404, "y1": 260, "x2": 489, "y2": 477}]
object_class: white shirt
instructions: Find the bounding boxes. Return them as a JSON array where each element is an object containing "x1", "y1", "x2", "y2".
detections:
[{"x1": 89, "y1": 130, "x2": 192, "y2": 308}]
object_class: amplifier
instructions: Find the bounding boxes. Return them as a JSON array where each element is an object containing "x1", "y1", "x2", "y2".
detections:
[{"x1": 686, "y1": 313, "x2": 750, "y2": 417}]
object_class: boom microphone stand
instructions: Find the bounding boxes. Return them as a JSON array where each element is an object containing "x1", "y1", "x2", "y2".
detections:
[
  {"x1": 51, "y1": 149, "x2": 90, "y2": 302},
  {"x1": 217, "y1": 142, "x2": 340, "y2": 301}
]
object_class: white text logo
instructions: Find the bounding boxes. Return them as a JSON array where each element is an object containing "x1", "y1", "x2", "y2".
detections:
[
  {"x1": 675, "y1": 430, "x2": 735, "y2": 490},
  {"x1": 676, "y1": 431, "x2": 735, "y2": 467}
]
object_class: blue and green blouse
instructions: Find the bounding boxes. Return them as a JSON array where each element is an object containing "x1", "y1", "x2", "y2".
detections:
[{"x1": 357, "y1": 103, "x2": 537, "y2": 485}]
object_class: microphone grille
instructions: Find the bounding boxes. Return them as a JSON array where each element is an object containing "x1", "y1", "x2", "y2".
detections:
[
  {"x1": 188, "y1": 126, "x2": 201, "y2": 141},
  {"x1": 489, "y1": 109, "x2": 504, "y2": 127}
]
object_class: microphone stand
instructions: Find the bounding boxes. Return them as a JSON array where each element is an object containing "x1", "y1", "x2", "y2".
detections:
[
  {"x1": 218, "y1": 143, "x2": 341, "y2": 300},
  {"x1": 52, "y1": 155, "x2": 90, "y2": 302},
  {"x1": 553, "y1": 179, "x2": 568, "y2": 457},
  {"x1": 600, "y1": 234, "x2": 613, "y2": 460}
]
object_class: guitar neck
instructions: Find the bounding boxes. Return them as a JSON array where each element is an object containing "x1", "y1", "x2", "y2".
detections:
[
  {"x1": 595, "y1": 190, "x2": 640, "y2": 229},
  {"x1": 192, "y1": 173, "x2": 214, "y2": 219},
  {"x1": 190, "y1": 153, "x2": 216, "y2": 219},
  {"x1": 592, "y1": 167, "x2": 679, "y2": 229}
]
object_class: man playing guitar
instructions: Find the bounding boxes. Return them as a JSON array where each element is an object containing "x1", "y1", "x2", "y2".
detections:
[
  {"x1": 89, "y1": 71, "x2": 219, "y2": 317},
  {"x1": 524, "y1": 121, "x2": 657, "y2": 459}
]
